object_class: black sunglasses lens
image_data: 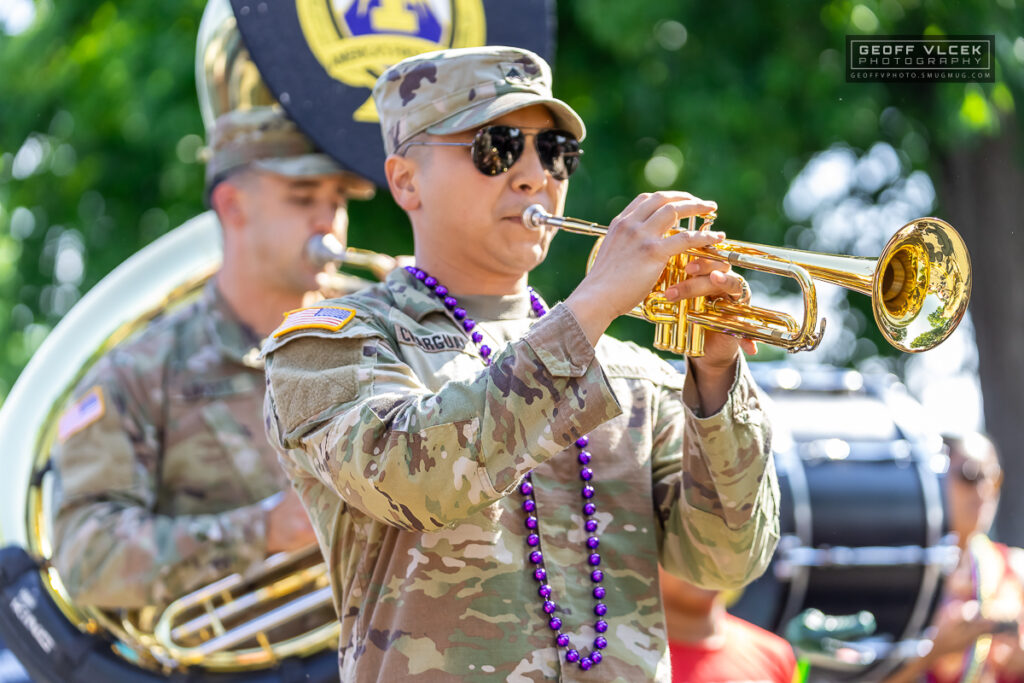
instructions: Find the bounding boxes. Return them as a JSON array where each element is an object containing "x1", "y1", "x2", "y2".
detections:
[
  {"x1": 472, "y1": 126, "x2": 524, "y2": 175},
  {"x1": 470, "y1": 126, "x2": 580, "y2": 179},
  {"x1": 536, "y1": 130, "x2": 581, "y2": 180}
]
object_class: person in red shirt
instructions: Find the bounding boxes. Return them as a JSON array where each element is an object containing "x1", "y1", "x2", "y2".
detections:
[{"x1": 661, "y1": 566, "x2": 797, "y2": 682}]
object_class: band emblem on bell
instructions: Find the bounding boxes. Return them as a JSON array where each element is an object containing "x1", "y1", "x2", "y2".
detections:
[{"x1": 296, "y1": 0, "x2": 486, "y2": 122}]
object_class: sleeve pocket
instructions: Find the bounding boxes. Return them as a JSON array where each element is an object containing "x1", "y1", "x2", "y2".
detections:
[{"x1": 267, "y1": 336, "x2": 366, "y2": 434}]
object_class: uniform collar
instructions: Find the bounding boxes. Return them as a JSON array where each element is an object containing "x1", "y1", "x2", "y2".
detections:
[
  {"x1": 453, "y1": 291, "x2": 533, "y2": 321},
  {"x1": 202, "y1": 279, "x2": 264, "y2": 368},
  {"x1": 384, "y1": 267, "x2": 536, "y2": 323},
  {"x1": 384, "y1": 268, "x2": 448, "y2": 321}
]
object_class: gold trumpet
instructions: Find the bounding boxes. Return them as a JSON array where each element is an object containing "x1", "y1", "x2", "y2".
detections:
[{"x1": 523, "y1": 204, "x2": 972, "y2": 355}]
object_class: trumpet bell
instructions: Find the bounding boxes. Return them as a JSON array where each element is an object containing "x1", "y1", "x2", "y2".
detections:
[{"x1": 874, "y1": 218, "x2": 972, "y2": 353}]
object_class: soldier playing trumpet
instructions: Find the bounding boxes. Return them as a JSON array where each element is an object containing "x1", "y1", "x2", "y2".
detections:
[{"x1": 262, "y1": 45, "x2": 779, "y2": 681}]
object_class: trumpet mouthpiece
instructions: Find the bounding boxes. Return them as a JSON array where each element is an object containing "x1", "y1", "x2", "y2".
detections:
[
  {"x1": 522, "y1": 204, "x2": 548, "y2": 231},
  {"x1": 305, "y1": 234, "x2": 346, "y2": 267}
]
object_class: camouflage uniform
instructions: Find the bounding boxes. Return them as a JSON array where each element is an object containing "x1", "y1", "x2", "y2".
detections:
[
  {"x1": 262, "y1": 46, "x2": 779, "y2": 681},
  {"x1": 51, "y1": 281, "x2": 279, "y2": 607},
  {"x1": 263, "y1": 271, "x2": 779, "y2": 682}
]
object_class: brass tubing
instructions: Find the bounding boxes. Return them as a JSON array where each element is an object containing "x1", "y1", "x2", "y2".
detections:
[
  {"x1": 305, "y1": 234, "x2": 398, "y2": 281},
  {"x1": 184, "y1": 588, "x2": 333, "y2": 657}
]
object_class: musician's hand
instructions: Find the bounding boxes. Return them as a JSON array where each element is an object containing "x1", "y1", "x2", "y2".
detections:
[
  {"x1": 928, "y1": 600, "x2": 1003, "y2": 660},
  {"x1": 881, "y1": 601, "x2": 1004, "y2": 683},
  {"x1": 664, "y1": 257, "x2": 756, "y2": 409},
  {"x1": 265, "y1": 489, "x2": 318, "y2": 554},
  {"x1": 565, "y1": 191, "x2": 722, "y2": 345}
]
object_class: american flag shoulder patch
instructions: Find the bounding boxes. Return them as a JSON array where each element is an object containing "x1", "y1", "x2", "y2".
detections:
[
  {"x1": 272, "y1": 305, "x2": 356, "y2": 338},
  {"x1": 57, "y1": 386, "x2": 106, "y2": 443}
]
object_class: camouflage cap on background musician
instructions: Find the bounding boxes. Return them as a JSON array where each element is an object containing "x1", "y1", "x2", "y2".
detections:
[
  {"x1": 374, "y1": 45, "x2": 586, "y2": 156},
  {"x1": 203, "y1": 105, "x2": 376, "y2": 203}
]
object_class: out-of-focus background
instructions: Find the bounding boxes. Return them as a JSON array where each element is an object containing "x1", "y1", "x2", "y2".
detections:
[{"x1": 0, "y1": 0, "x2": 1020, "y2": 539}]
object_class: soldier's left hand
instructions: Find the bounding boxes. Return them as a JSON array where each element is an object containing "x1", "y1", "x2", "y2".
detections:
[
  {"x1": 663, "y1": 256, "x2": 758, "y2": 368},
  {"x1": 266, "y1": 489, "x2": 318, "y2": 554}
]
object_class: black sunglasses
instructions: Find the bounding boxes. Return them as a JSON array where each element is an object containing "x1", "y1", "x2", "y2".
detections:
[{"x1": 400, "y1": 125, "x2": 583, "y2": 180}]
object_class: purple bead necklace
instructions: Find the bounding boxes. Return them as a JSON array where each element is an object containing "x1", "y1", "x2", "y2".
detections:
[{"x1": 405, "y1": 266, "x2": 609, "y2": 672}]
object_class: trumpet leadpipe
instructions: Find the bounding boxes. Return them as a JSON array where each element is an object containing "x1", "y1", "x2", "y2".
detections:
[{"x1": 305, "y1": 234, "x2": 398, "y2": 281}]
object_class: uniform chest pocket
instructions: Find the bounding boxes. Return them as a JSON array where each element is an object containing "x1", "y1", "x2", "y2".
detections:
[{"x1": 160, "y1": 389, "x2": 284, "y2": 513}]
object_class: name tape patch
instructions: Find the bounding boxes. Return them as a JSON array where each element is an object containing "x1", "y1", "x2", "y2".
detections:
[{"x1": 395, "y1": 324, "x2": 467, "y2": 353}]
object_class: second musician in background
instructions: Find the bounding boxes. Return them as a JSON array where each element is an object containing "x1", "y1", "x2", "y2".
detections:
[{"x1": 50, "y1": 103, "x2": 375, "y2": 609}]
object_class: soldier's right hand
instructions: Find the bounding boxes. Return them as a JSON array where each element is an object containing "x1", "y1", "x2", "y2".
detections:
[{"x1": 265, "y1": 489, "x2": 318, "y2": 554}]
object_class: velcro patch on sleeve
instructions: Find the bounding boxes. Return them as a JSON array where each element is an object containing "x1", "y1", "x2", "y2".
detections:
[
  {"x1": 57, "y1": 386, "x2": 106, "y2": 443},
  {"x1": 268, "y1": 337, "x2": 365, "y2": 435},
  {"x1": 273, "y1": 305, "x2": 356, "y2": 338}
]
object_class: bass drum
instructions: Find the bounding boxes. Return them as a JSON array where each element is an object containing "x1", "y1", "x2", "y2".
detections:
[
  {"x1": 729, "y1": 365, "x2": 956, "y2": 680},
  {"x1": 0, "y1": 213, "x2": 339, "y2": 682}
]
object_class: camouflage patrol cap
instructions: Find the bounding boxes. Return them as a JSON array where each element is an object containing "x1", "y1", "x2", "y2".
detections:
[
  {"x1": 372, "y1": 46, "x2": 586, "y2": 156},
  {"x1": 204, "y1": 105, "x2": 375, "y2": 203}
]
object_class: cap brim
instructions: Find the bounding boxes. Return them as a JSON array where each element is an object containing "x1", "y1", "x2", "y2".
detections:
[
  {"x1": 424, "y1": 92, "x2": 586, "y2": 142},
  {"x1": 251, "y1": 154, "x2": 376, "y2": 199}
]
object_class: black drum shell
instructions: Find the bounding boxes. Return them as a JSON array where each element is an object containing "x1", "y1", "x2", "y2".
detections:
[{"x1": 732, "y1": 451, "x2": 945, "y2": 636}]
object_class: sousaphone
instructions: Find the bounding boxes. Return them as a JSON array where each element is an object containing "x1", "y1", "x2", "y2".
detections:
[{"x1": 0, "y1": 214, "x2": 406, "y2": 682}]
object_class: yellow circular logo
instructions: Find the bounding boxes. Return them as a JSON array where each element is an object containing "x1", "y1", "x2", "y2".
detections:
[{"x1": 296, "y1": 0, "x2": 486, "y2": 122}]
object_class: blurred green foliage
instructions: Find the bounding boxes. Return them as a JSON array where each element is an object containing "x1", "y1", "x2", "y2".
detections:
[
  {"x1": 0, "y1": 0, "x2": 209, "y2": 398},
  {"x1": 1, "y1": 0, "x2": 1022, "y2": 400}
]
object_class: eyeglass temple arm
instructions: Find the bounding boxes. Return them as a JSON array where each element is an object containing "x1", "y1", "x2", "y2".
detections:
[{"x1": 396, "y1": 140, "x2": 472, "y2": 155}]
